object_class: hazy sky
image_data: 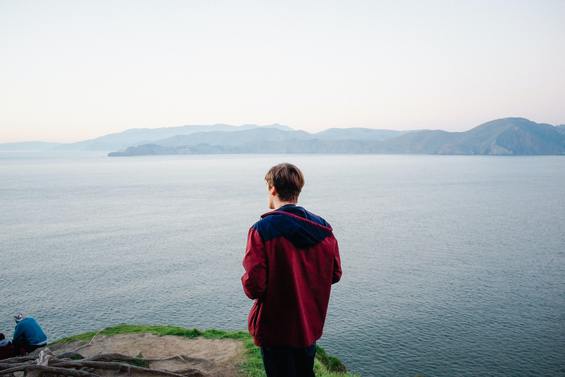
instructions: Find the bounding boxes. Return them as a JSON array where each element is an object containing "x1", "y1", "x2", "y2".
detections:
[{"x1": 1, "y1": 0, "x2": 564, "y2": 142}]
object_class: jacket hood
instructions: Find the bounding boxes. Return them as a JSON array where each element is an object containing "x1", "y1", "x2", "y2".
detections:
[{"x1": 260, "y1": 204, "x2": 333, "y2": 248}]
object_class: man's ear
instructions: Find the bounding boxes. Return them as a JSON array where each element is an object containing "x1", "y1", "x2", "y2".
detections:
[{"x1": 269, "y1": 185, "x2": 277, "y2": 196}]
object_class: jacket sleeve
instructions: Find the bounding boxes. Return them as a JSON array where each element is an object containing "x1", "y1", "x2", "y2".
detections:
[
  {"x1": 241, "y1": 226, "x2": 268, "y2": 300},
  {"x1": 332, "y1": 238, "x2": 342, "y2": 284},
  {"x1": 12, "y1": 323, "x2": 24, "y2": 346}
]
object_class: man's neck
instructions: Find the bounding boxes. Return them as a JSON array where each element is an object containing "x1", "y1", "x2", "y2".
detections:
[{"x1": 275, "y1": 201, "x2": 297, "y2": 210}]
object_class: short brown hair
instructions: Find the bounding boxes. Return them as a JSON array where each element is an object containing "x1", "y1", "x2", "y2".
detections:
[{"x1": 265, "y1": 163, "x2": 305, "y2": 202}]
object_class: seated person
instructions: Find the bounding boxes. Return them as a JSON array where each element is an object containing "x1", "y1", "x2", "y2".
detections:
[
  {"x1": 0, "y1": 333, "x2": 15, "y2": 360},
  {"x1": 12, "y1": 313, "x2": 48, "y2": 355}
]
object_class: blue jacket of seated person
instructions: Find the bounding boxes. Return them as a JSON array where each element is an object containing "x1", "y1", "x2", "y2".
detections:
[{"x1": 13, "y1": 317, "x2": 47, "y2": 347}]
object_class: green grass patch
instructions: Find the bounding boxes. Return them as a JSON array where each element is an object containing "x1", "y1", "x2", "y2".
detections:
[{"x1": 51, "y1": 324, "x2": 359, "y2": 377}]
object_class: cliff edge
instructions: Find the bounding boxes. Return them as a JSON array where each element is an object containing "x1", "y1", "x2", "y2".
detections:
[{"x1": 38, "y1": 324, "x2": 358, "y2": 377}]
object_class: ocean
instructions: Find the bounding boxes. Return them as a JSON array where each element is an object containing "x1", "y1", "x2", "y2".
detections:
[{"x1": 1, "y1": 153, "x2": 564, "y2": 376}]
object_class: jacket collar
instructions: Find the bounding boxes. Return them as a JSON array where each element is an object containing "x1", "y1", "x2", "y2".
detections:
[{"x1": 260, "y1": 204, "x2": 333, "y2": 232}]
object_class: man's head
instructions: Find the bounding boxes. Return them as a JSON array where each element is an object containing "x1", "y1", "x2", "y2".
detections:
[
  {"x1": 14, "y1": 313, "x2": 24, "y2": 323},
  {"x1": 264, "y1": 163, "x2": 304, "y2": 209},
  {"x1": 0, "y1": 333, "x2": 5, "y2": 340}
]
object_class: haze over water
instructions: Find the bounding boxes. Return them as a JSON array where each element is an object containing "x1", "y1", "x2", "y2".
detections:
[{"x1": 1, "y1": 153, "x2": 564, "y2": 376}]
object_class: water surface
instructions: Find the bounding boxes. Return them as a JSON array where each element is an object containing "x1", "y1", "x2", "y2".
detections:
[{"x1": 1, "y1": 153, "x2": 564, "y2": 376}]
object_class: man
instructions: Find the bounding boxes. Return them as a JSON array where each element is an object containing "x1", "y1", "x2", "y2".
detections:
[
  {"x1": 12, "y1": 313, "x2": 48, "y2": 355},
  {"x1": 241, "y1": 163, "x2": 342, "y2": 377}
]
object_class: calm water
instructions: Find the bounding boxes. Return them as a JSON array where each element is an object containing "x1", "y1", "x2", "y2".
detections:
[{"x1": 1, "y1": 153, "x2": 564, "y2": 377}]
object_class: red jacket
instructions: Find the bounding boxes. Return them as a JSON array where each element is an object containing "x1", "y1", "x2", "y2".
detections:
[{"x1": 241, "y1": 204, "x2": 342, "y2": 347}]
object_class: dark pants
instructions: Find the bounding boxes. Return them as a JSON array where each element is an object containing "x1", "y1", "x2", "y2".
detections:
[
  {"x1": 260, "y1": 342, "x2": 316, "y2": 377},
  {"x1": 15, "y1": 343, "x2": 45, "y2": 356},
  {"x1": 0, "y1": 344, "x2": 16, "y2": 360}
]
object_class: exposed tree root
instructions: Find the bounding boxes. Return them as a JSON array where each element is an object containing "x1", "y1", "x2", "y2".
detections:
[{"x1": 0, "y1": 350, "x2": 206, "y2": 377}]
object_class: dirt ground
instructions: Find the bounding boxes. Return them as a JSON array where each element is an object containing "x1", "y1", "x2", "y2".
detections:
[{"x1": 49, "y1": 333, "x2": 247, "y2": 377}]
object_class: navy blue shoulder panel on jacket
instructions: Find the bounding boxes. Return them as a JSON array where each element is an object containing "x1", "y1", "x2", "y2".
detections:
[{"x1": 252, "y1": 204, "x2": 333, "y2": 248}]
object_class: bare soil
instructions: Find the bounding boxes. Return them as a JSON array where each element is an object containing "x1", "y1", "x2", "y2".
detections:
[{"x1": 49, "y1": 333, "x2": 246, "y2": 377}]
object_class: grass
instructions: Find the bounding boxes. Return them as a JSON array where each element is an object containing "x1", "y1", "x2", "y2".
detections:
[{"x1": 51, "y1": 324, "x2": 360, "y2": 377}]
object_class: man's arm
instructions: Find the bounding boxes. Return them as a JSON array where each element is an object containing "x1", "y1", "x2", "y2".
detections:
[
  {"x1": 332, "y1": 238, "x2": 342, "y2": 284},
  {"x1": 241, "y1": 226, "x2": 268, "y2": 300},
  {"x1": 12, "y1": 323, "x2": 24, "y2": 346}
]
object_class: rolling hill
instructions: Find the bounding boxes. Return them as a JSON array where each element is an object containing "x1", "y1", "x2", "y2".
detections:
[
  {"x1": 108, "y1": 118, "x2": 565, "y2": 156},
  {"x1": 2, "y1": 118, "x2": 564, "y2": 155},
  {"x1": 54, "y1": 124, "x2": 293, "y2": 151}
]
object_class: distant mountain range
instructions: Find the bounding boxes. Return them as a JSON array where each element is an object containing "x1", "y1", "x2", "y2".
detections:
[
  {"x1": 0, "y1": 124, "x2": 293, "y2": 152},
  {"x1": 2, "y1": 118, "x2": 564, "y2": 156}
]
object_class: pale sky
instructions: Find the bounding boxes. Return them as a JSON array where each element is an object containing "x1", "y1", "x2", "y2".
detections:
[{"x1": 1, "y1": 0, "x2": 564, "y2": 142}]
